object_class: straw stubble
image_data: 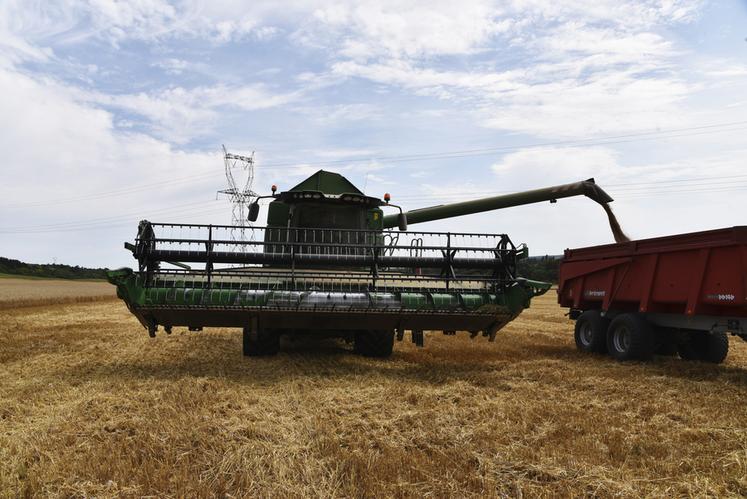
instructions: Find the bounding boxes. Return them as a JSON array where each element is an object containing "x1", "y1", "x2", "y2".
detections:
[{"x1": 0, "y1": 291, "x2": 745, "y2": 497}]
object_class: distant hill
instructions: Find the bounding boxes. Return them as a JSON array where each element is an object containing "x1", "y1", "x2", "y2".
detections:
[
  {"x1": 0, "y1": 257, "x2": 108, "y2": 280},
  {"x1": 0, "y1": 254, "x2": 561, "y2": 283}
]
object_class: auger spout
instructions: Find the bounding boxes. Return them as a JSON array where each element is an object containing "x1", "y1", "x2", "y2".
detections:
[{"x1": 382, "y1": 178, "x2": 613, "y2": 228}]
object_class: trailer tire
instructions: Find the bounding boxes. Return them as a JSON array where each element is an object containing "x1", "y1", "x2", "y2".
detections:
[
  {"x1": 354, "y1": 330, "x2": 394, "y2": 358},
  {"x1": 606, "y1": 314, "x2": 654, "y2": 361},
  {"x1": 677, "y1": 333, "x2": 699, "y2": 361},
  {"x1": 242, "y1": 327, "x2": 280, "y2": 357},
  {"x1": 656, "y1": 340, "x2": 679, "y2": 356},
  {"x1": 654, "y1": 327, "x2": 678, "y2": 356},
  {"x1": 574, "y1": 310, "x2": 609, "y2": 354},
  {"x1": 678, "y1": 331, "x2": 729, "y2": 364}
]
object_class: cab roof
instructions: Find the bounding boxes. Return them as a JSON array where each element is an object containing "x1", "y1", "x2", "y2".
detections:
[{"x1": 288, "y1": 170, "x2": 363, "y2": 195}]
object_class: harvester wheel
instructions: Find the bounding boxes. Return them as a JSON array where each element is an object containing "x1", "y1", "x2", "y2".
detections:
[
  {"x1": 678, "y1": 331, "x2": 728, "y2": 364},
  {"x1": 242, "y1": 327, "x2": 280, "y2": 357},
  {"x1": 606, "y1": 314, "x2": 654, "y2": 361},
  {"x1": 574, "y1": 310, "x2": 609, "y2": 354},
  {"x1": 354, "y1": 330, "x2": 394, "y2": 358}
]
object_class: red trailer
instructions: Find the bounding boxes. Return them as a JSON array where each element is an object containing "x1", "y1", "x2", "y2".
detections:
[{"x1": 558, "y1": 226, "x2": 747, "y2": 363}]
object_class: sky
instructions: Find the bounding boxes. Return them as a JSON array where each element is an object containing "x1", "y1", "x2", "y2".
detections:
[{"x1": 0, "y1": 0, "x2": 746, "y2": 269}]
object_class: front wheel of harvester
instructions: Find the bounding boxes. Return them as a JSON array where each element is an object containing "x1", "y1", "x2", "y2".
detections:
[
  {"x1": 678, "y1": 331, "x2": 729, "y2": 364},
  {"x1": 243, "y1": 327, "x2": 280, "y2": 357},
  {"x1": 606, "y1": 313, "x2": 655, "y2": 361},
  {"x1": 354, "y1": 330, "x2": 394, "y2": 358},
  {"x1": 574, "y1": 310, "x2": 609, "y2": 354}
]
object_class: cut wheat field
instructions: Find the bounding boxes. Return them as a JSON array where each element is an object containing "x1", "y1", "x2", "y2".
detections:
[{"x1": 0, "y1": 285, "x2": 745, "y2": 498}]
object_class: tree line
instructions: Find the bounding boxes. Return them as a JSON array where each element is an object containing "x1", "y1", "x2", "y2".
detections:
[
  {"x1": 0, "y1": 257, "x2": 108, "y2": 280},
  {"x1": 517, "y1": 255, "x2": 561, "y2": 283}
]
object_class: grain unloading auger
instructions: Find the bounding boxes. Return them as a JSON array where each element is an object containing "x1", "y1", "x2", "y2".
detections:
[{"x1": 107, "y1": 170, "x2": 614, "y2": 357}]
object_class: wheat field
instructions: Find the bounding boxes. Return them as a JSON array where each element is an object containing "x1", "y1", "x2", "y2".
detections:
[
  {"x1": 0, "y1": 277, "x2": 114, "y2": 309},
  {"x1": 0, "y1": 283, "x2": 745, "y2": 497}
]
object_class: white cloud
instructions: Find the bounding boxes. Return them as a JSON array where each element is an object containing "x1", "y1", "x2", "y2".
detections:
[
  {"x1": 491, "y1": 147, "x2": 621, "y2": 188},
  {"x1": 310, "y1": 1, "x2": 511, "y2": 60},
  {"x1": 0, "y1": 63, "x2": 234, "y2": 266},
  {"x1": 0, "y1": 0, "x2": 291, "y2": 50},
  {"x1": 313, "y1": 0, "x2": 707, "y2": 138},
  {"x1": 489, "y1": 145, "x2": 747, "y2": 194},
  {"x1": 482, "y1": 71, "x2": 694, "y2": 137},
  {"x1": 312, "y1": 148, "x2": 375, "y2": 159},
  {"x1": 80, "y1": 84, "x2": 301, "y2": 144},
  {"x1": 705, "y1": 65, "x2": 747, "y2": 78},
  {"x1": 150, "y1": 57, "x2": 194, "y2": 75},
  {"x1": 0, "y1": 1, "x2": 715, "y2": 142},
  {"x1": 332, "y1": 57, "x2": 694, "y2": 137},
  {"x1": 0, "y1": 66, "x2": 217, "y2": 202},
  {"x1": 508, "y1": 0, "x2": 703, "y2": 27},
  {"x1": 294, "y1": 103, "x2": 382, "y2": 125},
  {"x1": 0, "y1": 1, "x2": 59, "y2": 65}
]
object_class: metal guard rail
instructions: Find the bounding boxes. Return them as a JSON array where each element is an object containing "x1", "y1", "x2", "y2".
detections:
[{"x1": 127, "y1": 221, "x2": 526, "y2": 292}]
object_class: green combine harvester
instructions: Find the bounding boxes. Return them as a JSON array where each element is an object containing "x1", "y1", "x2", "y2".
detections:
[{"x1": 108, "y1": 170, "x2": 613, "y2": 357}]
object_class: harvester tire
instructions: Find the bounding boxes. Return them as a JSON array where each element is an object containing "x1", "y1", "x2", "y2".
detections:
[
  {"x1": 354, "y1": 330, "x2": 394, "y2": 358},
  {"x1": 243, "y1": 327, "x2": 280, "y2": 357},
  {"x1": 606, "y1": 313, "x2": 654, "y2": 361},
  {"x1": 574, "y1": 310, "x2": 609, "y2": 354},
  {"x1": 678, "y1": 331, "x2": 729, "y2": 364}
]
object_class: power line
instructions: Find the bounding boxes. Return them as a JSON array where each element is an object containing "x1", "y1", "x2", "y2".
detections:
[
  {"x1": 0, "y1": 201, "x2": 222, "y2": 233},
  {"x1": 615, "y1": 185, "x2": 747, "y2": 199},
  {"x1": 2, "y1": 119, "x2": 746, "y2": 209},
  {"x1": 392, "y1": 176, "x2": 747, "y2": 203},
  {"x1": 1, "y1": 200, "x2": 216, "y2": 231},
  {"x1": 398, "y1": 183, "x2": 747, "y2": 204},
  {"x1": 5, "y1": 181, "x2": 747, "y2": 234},
  {"x1": 7, "y1": 168, "x2": 747, "y2": 232},
  {"x1": 602, "y1": 172, "x2": 747, "y2": 188},
  {"x1": 0, "y1": 172, "x2": 219, "y2": 209},
  {"x1": 0, "y1": 206, "x2": 232, "y2": 234},
  {"x1": 251, "y1": 120, "x2": 747, "y2": 169}
]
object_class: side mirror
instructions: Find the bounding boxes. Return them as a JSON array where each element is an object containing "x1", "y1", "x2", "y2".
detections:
[
  {"x1": 248, "y1": 202, "x2": 260, "y2": 222},
  {"x1": 397, "y1": 212, "x2": 408, "y2": 231}
]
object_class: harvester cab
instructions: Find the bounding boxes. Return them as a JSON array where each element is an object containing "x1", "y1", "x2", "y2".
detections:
[
  {"x1": 107, "y1": 170, "x2": 614, "y2": 358},
  {"x1": 248, "y1": 170, "x2": 407, "y2": 231}
]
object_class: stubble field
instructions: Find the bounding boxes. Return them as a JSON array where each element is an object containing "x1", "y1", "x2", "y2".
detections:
[{"x1": 0, "y1": 281, "x2": 745, "y2": 497}]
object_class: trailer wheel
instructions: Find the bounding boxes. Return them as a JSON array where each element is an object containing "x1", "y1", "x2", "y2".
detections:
[
  {"x1": 606, "y1": 314, "x2": 654, "y2": 361},
  {"x1": 678, "y1": 331, "x2": 729, "y2": 364},
  {"x1": 574, "y1": 310, "x2": 609, "y2": 354},
  {"x1": 654, "y1": 327, "x2": 678, "y2": 356},
  {"x1": 242, "y1": 327, "x2": 280, "y2": 357},
  {"x1": 354, "y1": 330, "x2": 394, "y2": 358},
  {"x1": 656, "y1": 340, "x2": 679, "y2": 356}
]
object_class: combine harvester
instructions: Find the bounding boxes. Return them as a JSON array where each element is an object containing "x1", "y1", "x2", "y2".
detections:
[{"x1": 108, "y1": 170, "x2": 613, "y2": 357}]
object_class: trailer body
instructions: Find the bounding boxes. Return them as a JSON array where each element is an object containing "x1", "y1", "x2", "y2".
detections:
[{"x1": 558, "y1": 226, "x2": 747, "y2": 362}]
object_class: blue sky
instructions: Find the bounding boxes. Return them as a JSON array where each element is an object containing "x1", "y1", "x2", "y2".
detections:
[{"x1": 1, "y1": 0, "x2": 746, "y2": 268}]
